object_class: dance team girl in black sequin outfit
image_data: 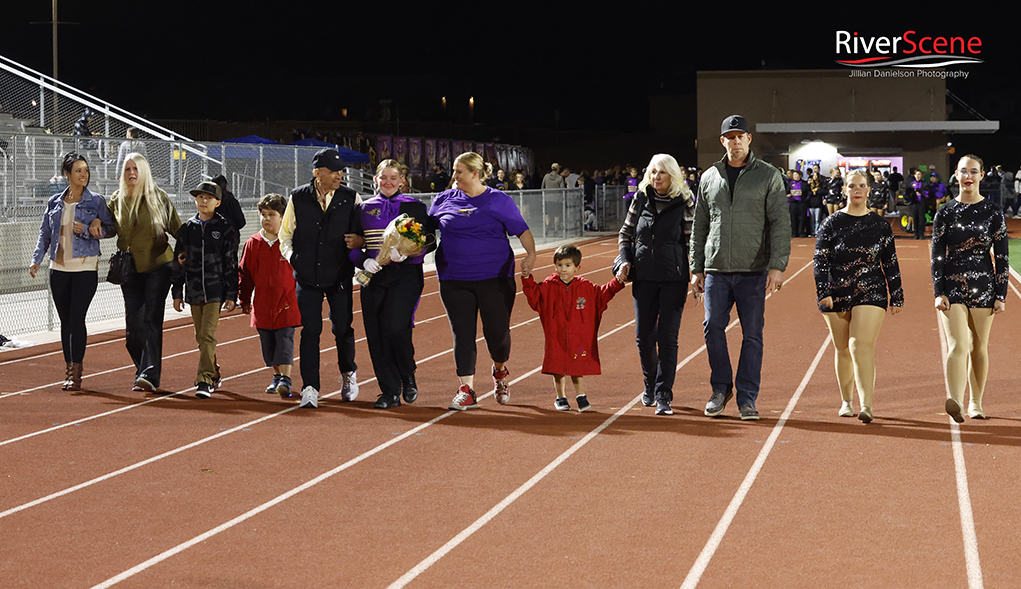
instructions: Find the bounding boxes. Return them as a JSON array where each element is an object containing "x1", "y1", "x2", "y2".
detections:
[
  {"x1": 932, "y1": 154, "x2": 1008, "y2": 422},
  {"x1": 814, "y1": 170, "x2": 903, "y2": 423}
]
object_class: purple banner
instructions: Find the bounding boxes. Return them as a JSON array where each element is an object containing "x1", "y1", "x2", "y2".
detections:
[
  {"x1": 425, "y1": 139, "x2": 436, "y2": 169},
  {"x1": 409, "y1": 138, "x2": 422, "y2": 177},
  {"x1": 393, "y1": 137, "x2": 407, "y2": 166},
  {"x1": 376, "y1": 136, "x2": 392, "y2": 162}
]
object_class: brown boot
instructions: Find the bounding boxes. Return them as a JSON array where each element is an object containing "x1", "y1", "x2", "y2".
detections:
[
  {"x1": 61, "y1": 362, "x2": 73, "y2": 390},
  {"x1": 68, "y1": 362, "x2": 83, "y2": 391}
]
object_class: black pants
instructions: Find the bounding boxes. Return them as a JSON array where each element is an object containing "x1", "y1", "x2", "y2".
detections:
[
  {"x1": 296, "y1": 280, "x2": 356, "y2": 391},
  {"x1": 50, "y1": 269, "x2": 98, "y2": 363},
  {"x1": 121, "y1": 263, "x2": 172, "y2": 386},
  {"x1": 360, "y1": 264, "x2": 424, "y2": 397},
  {"x1": 911, "y1": 202, "x2": 927, "y2": 238},
  {"x1": 439, "y1": 277, "x2": 516, "y2": 377},
  {"x1": 789, "y1": 201, "x2": 808, "y2": 237},
  {"x1": 632, "y1": 280, "x2": 686, "y2": 403}
]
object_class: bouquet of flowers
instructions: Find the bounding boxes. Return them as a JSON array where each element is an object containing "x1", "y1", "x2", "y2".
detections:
[{"x1": 355, "y1": 214, "x2": 429, "y2": 286}]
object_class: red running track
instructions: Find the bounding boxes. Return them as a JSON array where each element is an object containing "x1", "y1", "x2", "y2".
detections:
[{"x1": 2, "y1": 232, "x2": 1021, "y2": 588}]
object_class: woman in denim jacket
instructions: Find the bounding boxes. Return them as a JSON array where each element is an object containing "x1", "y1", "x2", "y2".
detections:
[{"x1": 30, "y1": 152, "x2": 115, "y2": 390}]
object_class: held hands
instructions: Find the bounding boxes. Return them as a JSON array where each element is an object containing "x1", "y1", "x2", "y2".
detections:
[
  {"x1": 363, "y1": 258, "x2": 382, "y2": 274},
  {"x1": 173, "y1": 298, "x2": 185, "y2": 312},
  {"x1": 934, "y1": 296, "x2": 950, "y2": 311},
  {"x1": 615, "y1": 262, "x2": 630, "y2": 284},
  {"x1": 519, "y1": 252, "x2": 536, "y2": 278},
  {"x1": 241, "y1": 302, "x2": 252, "y2": 315}
]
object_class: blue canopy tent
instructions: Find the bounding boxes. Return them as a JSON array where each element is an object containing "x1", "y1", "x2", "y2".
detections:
[{"x1": 289, "y1": 138, "x2": 370, "y2": 163}]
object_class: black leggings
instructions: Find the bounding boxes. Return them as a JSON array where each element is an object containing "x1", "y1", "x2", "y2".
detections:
[
  {"x1": 439, "y1": 277, "x2": 516, "y2": 376},
  {"x1": 49, "y1": 269, "x2": 98, "y2": 363}
]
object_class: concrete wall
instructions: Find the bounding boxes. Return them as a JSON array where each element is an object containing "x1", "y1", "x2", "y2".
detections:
[{"x1": 696, "y1": 69, "x2": 949, "y2": 174}]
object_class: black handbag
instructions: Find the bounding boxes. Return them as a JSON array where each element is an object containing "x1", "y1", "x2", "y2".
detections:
[{"x1": 107, "y1": 250, "x2": 136, "y2": 285}]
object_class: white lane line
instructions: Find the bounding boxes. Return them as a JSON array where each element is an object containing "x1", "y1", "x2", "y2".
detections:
[
  {"x1": 89, "y1": 320, "x2": 635, "y2": 589},
  {"x1": 387, "y1": 261, "x2": 816, "y2": 588},
  {"x1": 0, "y1": 270, "x2": 624, "y2": 517},
  {"x1": 935, "y1": 310, "x2": 985, "y2": 589},
  {"x1": 679, "y1": 333, "x2": 830, "y2": 589},
  {"x1": 0, "y1": 241, "x2": 619, "y2": 396},
  {"x1": 0, "y1": 256, "x2": 618, "y2": 433}
]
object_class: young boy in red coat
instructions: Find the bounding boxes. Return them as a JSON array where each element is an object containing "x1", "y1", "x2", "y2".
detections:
[
  {"x1": 239, "y1": 194, "x2": 302, "y2": 397},
  {"x1": 522, "y1": 244, "x2": 624, "y2": 411}
]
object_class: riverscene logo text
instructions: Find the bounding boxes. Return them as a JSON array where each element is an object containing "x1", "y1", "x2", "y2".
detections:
[{"x1": 835, "y1": 31, "x2": 983, "y2": 68}]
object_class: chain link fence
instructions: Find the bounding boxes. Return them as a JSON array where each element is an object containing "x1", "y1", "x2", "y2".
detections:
[{"x1": 0, "y1": 133, "x2": 601, "y2": 338}]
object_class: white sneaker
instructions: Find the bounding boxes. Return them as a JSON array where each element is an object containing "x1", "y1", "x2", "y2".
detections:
[
  {"x1": 299, "y1": 386, "x2": 319, "y2": 408},
  {"x1": 838, "y1": 401, "x2": 854, "y2": 417},
  {"x1": 340, "y1": 371, "x2": 358, "y2": 401}
]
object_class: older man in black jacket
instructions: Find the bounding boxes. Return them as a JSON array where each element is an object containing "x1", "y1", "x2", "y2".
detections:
[{"x1": 280, "y1": 149, "x2": 363, "y2": 409}]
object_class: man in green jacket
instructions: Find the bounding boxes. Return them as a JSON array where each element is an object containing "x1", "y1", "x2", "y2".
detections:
[{"x1": 690, "y1": 115, "x2": 791, "y2": 421}]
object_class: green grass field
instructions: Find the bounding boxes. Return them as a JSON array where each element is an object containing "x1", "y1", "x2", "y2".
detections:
[{"x1": 1011, "y1": 238, "x2": 1021, "y2": 275}]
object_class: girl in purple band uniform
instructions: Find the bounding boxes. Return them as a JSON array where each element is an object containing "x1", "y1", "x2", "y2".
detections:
[
  {"x1": 351, "y1": 160, "x2": 436, "y2": 409},
  {"x1": 429, "y1": 152, "x2": 537, "y2": 411}
]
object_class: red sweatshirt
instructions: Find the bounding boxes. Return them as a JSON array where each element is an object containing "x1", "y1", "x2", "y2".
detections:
[
  {"x1": 522, "y1": 273, "x2": 624, "y2": 376},
  {"x1": 238, "y1": 231, "x2": 301, "y2": 330}
]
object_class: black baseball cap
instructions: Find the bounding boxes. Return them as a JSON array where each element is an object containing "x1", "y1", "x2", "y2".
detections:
[
  {"x1": 312, "y1": 148, "x2": 344, "y2": 171},
  {"x1": 190, "y1": 180, "x2": 222, "y2": 200},
  {"x1": 721, "y1": 115, "x2": 750, "y2": 135}
]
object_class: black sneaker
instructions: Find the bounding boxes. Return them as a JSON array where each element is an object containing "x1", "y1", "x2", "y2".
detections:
[
  {"x1": 401, "y1": 372, "x2": 418, "y2": 404},
  {"x1": 739, "y1": 404, "x2": 760, "y2": 421},
  {"x1": 266, "y1": 374, "x2": 282, "y2": 394},
  {"x1": 656, "y1": 400, "x2": 673, "y2": 415},
  {"x1": 276, "y1": 375, "x2": 293, "y2": 398},
  {"x1": 641, "y1": 390, "x2": 655, "y2": 407},
  {"x1": 196, "y1": 382, "x2": 213, "y2": 399},
  {"x1": 576, "y1": 395, "x2": 592, "y2": 412},
  {"x1": 554, "y1": 397, "x2": 570, "y2": 411},
  {"x1": 374, "y1": 394, "x2": 401, "y2": 409},
  {"x1": 704, "y1": 388, "x2": 734, "y2": 417}
]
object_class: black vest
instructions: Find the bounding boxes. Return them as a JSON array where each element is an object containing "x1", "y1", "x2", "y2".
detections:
[
  {"x1": 289, "y1": 179, "x2": 358, "y2": 289},
  {"x1": 632, "y1": 189, "x2": 689, "y2": 282}
]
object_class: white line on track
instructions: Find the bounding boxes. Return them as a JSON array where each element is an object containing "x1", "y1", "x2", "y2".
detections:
[
  {"x1": 87, "y1": 320, "x2": 636, "y2": 589},
  {"x1": 679, "y1": 333, "x2": 830, "y2": 589},
  {"x1": 387, "y1": 260, "x2": 815, "y2": 588},
  {"x1": 89, "y1": 246, "x2": 799, "y2": 587},
  {"x1": 0, "y1": 264, "x2": 622, "y2": 518},
  {"x1": 935, "y1": 308, "x2": 985, "y2": 589}
]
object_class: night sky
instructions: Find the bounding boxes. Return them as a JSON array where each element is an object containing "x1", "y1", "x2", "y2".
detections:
[{"x1": 4, "y1": 3, "x2": 1020, "y2": 161}]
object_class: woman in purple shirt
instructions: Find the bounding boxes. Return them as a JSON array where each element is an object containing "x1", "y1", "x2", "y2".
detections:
[{"x1": 430, "y1": 152, "x2": 537, "y2": 411}]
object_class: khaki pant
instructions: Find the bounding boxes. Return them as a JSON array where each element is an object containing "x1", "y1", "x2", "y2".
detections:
[{"x1": 191, "y1": 302, "x2": 222, "y2": 385}]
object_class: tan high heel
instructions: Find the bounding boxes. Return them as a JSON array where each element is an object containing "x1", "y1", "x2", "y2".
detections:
[
  {"x1": 67, "y1": 363, "x2": 83, "y2": 391},
  {"x1": 61, "y1": 362, "x2": 73, "y2": 390}
]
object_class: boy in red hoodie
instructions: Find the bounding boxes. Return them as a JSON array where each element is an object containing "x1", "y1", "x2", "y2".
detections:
[
  {"x1": 522, "y1": 244, "x2": 624, "y2": 411},
  {"x1": 239, "y1": 194, "x2": 302, "y2": 397}
]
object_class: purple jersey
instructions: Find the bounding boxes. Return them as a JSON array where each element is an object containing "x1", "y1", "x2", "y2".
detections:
[{"x1": 429, "y1": 187, "x2": 529, "y2": 281}]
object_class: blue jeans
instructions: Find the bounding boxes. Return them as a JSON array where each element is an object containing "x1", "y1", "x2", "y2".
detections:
[{"x1": 702, "y1": 272, "x2": 767, "y2": 408}]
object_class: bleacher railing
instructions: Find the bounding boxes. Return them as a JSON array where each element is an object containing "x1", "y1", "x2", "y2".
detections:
[{"x1": 0, "y1": 132, "x2": 624, "y2": 338}]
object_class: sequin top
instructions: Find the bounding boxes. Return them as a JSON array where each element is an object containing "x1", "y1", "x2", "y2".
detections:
[
  {"x1": 931, "y1": 198, "x2": 1008, "y2": 308},
  {"x1": 814, "y1": 211, "x2": 903, "y2": 312}
]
